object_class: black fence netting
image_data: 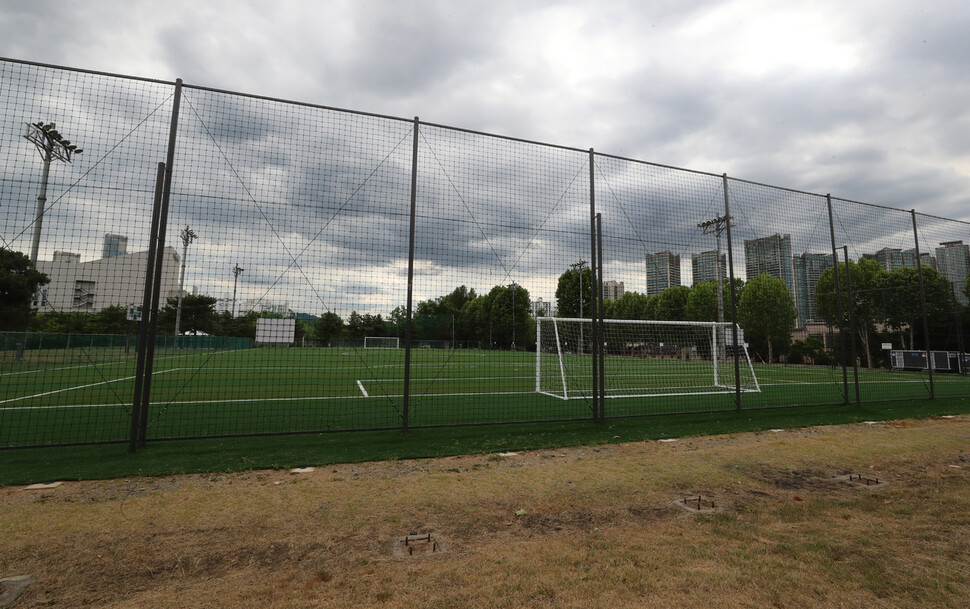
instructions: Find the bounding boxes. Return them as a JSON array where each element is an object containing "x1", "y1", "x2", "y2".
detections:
[{"x1": 3, "y1": 57, "x2": 970, "y2": 449}]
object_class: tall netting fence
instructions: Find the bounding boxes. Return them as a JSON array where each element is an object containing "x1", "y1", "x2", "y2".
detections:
[
  {"x1": 1, "y1": 61, "x2": 174, "y2": 446},
  {"x1": 912, "y1": 213, "x2": 970, "y2": 398},
  {"x1": 3, "y1": 57, "x2": 970, "y2": 449}
]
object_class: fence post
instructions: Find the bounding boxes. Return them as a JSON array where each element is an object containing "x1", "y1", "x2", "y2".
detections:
[
  {"x1": 826, "y1": 195, "x2": 850, "y2": 405},
  {"x1": 588, "y1": 149, "x2": 601, "y2": 421},
  {"x1": 137, "y1": 78, "x2": 183, "y2": 447},
  {"x1": 721, "y1": 175, "x2": 742, "y2": 410},
  {"x1": 595, "y1": 212, "x2": 606, "y2": 423},
  {"x1": 402, "y1": 117, "x2": 420, "y2": 432},
  {"x1": 129, "y1": 162, "x2": 166, "y2": 453},
  {"x1": 842, "y1": 246, "x2": 861, "y2": 405},
  {"x1": 911, "y1": 210, "x2": 934, "y2": 398}
]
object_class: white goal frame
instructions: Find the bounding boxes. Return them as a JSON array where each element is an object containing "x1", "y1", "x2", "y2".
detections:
[
  {"x1": 535, "y1": 317, "x2": 761, "y2": 400},
  {"x1": 363, "y1": 336, "x2": 400, "y2": 349}
]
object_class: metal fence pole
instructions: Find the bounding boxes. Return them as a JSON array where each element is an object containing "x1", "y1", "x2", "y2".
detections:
[
  {"x1": 826, "y1": 194, "x2": 849, "y2": 405},
  {"x1": 138, "y1": 78, "x2": 183, "y2": 446},
  {"x1": 842, "y1": 246, "x2": 861, "y2": 405},
  {"x1": 596, "y1": 212, "x2": 606, "y2": 423},
  {"x1": 129, "y1": 162, "x2": 166, "y2": 453},
  {"x1": 589, "y1": 149, "x2": 600, "y2": 419},
  {"x1": 402, "y1": 117, "x2": 420, "y2": 432},
  {"x1": 911, "y1": 210, "x2": 935, "y2": 398},
  {"x1": 722, "y1": 175, "x2": 742, "y2": 410}
]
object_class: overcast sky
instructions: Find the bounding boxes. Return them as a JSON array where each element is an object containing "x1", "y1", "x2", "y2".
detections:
[
  {"x1": 3, "y1": 0, "x2": 969, "y2": 214},
  {"x1": 3, "y1": 0, "x2": 970, "y2": 314}
]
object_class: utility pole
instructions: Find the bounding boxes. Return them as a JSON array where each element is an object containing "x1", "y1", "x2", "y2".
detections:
[
  {"x1": 174, "y1": 225, "x2": 197, "y2": 337},
  {"x1": 570, "y1": 260, "x2": 587, "y2": 354},
  {"x1": 23, "y1": 122, "x2": 82, "y2": 265},
  {"x1": 697, "y1": 215, "x2": 732, "y2": 324},
  {"x1": 231, "y1": 263, "x2": 244, "y2": 317}
]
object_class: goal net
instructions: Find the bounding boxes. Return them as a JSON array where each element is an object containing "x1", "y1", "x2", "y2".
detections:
[
  {"x1": 364, "y1": 336, "x2": 400, "y2": 349},
  {"x1": 536, "y1": 317, "x2": 760, "y2": 400}
]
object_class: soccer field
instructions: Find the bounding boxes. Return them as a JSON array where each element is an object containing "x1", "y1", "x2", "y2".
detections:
[{"x1": 2, "y1": 345, "x2": 966, "y2": 447}]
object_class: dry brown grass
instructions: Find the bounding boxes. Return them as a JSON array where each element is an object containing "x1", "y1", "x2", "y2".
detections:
[{"x1": 2, "y1": 416, "x2": 969, "y2": 608}]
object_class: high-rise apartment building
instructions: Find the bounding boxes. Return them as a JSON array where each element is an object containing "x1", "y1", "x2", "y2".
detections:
[
  {"x1": 793, "y1": 252, "x2": 834, "y2": 327},
  {"x1": 691, "y1": 250, "x2": 727, "y2": 285},
  {"x1": 645, "y1": 251, "x2": 681, "y2": 296},
  {"x1": 744, "y1": 233, "x2": 795, "y2": 296},
  {"x1": 102, "y1": 234, "x2": 128, "y2": 259},
  {"x1": 645, "y1": 251, "x2": 680, "y2": 296},
  {"x1": 901, "y1": 248, "x2": 937, "y2": 270},
  {"x1": 872, "y1": 247, "x2": 904, "y2": 271},
  {"x1": 603, "y1": 280, "x2": 625, "y2": 300},
  {"x1": 935, "y1": 240, "x2": 970, "y2": 305}
]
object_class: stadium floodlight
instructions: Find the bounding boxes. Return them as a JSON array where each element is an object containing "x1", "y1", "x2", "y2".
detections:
[
  {"x1": 23, "y1": 121, "x2": 82, "y2": 265},
  {"x1": 536, "y1": 317, "x2": 759, "y2": 400},
  {"x1": 231, "y1": 263, "x2": 244, "y2": 317},
  {"x1": 174, "y1": 225, "x2": 198, "y2": 337}
]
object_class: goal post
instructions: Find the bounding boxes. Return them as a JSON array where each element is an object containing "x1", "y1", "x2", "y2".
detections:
[
  {"x1": 363, "y1": 336, "x2": 400, "y2": 349},
  {"x1": 536, "y1": 317, "x2": 760, "y2": 400}
]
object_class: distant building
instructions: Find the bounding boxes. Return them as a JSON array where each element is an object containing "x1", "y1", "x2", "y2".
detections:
[
  {"x1": 744, "y1": 233, "x2": 795, "y2": 296},
  {"x1": 793, "y1": 253, "x2": 834, "y2": 327},
  {"x1": 52, "y1": 251, "x2": 81, "y2": 264},
  {"x1": 872, "y1": 247, "x2": 904, "y2": 272},
  {"x1": 936, "y1": 240, "x2": 970, "y2": 305},
  {"x1": 645, "y1": 251, "x2": 680, "y2": 296},
  {"x1": 902, "y1": 248, "x2": 937, "y2": 270},
  {"x1": 691, "y1": 250, "x2": 726, "y2": 285},
  {"x1": 530, "y1": 297, "x2": 553, "y2": 318},
  {"x1": 34, "y1": 247, "x2": 181, "y2": 313},
  {"x1": 603, "y1": 280, "x2": 625, "y2": 300},
  {"x1": 102, "y1": 234, "x2": 128, "y2": 259}
]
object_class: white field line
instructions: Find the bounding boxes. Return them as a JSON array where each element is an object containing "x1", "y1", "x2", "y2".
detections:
[
  {"x1": 0, "y1": 368, "x2": 182, "y2": 405},
  {"x1": 356, "y1": 380, "x2": 369, "y2": 397},
  {"x1": 1, "y1": 390, "x2": 535, "y2": 411}
]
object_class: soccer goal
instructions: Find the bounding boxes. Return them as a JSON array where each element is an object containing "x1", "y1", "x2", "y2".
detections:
[
  {"x1": 364, "y1": 336, "x2": 400, "y2": 349},
  {"x1": 536, "y1": 317, "x2": 760, "y2": 400}
]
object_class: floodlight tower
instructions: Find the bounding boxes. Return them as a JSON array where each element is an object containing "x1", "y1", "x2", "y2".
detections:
[
  {"x1": 174, "y1": 225, "x2": 198, "y2": 337},
  {"x1": 231, "y1": 263, "x2": 244, "y2": 317},
  {"x1": 23, "y1": 122, "x2": 82, "y2": 265},
  {"x1": 570, "y1": 260, "x2": 587, "y2": 354},
  {"x1": 698, "y1": 215, "x2": 732, "y2": 324}
]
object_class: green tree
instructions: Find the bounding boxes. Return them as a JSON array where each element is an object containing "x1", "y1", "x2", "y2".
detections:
[
  {"x1": 0, "y1": 247, "x2": 49, "y2": 331},
  {"x1": 815, "y1": 258, "x2": 884, "y2": 368},
  {"x1": 738, "y1": 273, "x2": 797, "y2": 363},
  {"x1": 604, "y1": 291, "x2": 652, "y2": 319},
  {"x1": 158, "y1": 295, "x2": 219, "y2": 335},
  {"x1": 88, "y1": 305, "x2": 128, "y2": 334},
  {"x1": 686, "y1": 281, "x2": 718, "y2": 322},
  {"x1": 880, "y1": 266, "x2": 955, "y2": 349},
  {"x1": 654, "y1": 286, "x2": 690, "y2": 321},
  {"x1": 555, "y1": 267, "x2": 593, "y2": 318},
  {"x1": 475, "y1": 284, "x2": 533, "y2": 349},
  {"x1": 316, "y1": 311, "x2": 344, "y2": 345}
]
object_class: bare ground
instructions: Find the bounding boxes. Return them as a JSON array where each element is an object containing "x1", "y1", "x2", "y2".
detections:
[{"x1": 2, "y1": 416, "x2": 969, "y2": 608}]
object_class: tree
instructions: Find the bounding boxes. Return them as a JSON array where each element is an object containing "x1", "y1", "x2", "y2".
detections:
[
  {"x1": 604, "y1": 291, "x2": 652, "y2": 320},
  {"x1": 738, "y1": 273, "x2": 797, "y2": 363},
  {"x1": 0, "y1": 247, "x2": 49, "y2": 331},
  {"x1": 685, "y1": 281, "x2": 718, "y2": 322},
  {"x1": 555, "y1": 267, "x2": 593, "y2": 318},
  {"x1": 157, "y1": 295, "x2": 219, "y2": 335},
  {"x1": 88, "y1": 305, "x2": 128, "y2": 334},
  {"x1": 815, "y1": 258, "x2": 884, "y2": 368},
  {"x1": 880, "y1": 266, "x2": 955, "y2": 349},
  {"x1": 316, "y1": 311, "x2": 344, "y2": 345},
  {"x1": 475, "y1": 284, "x2": 533, "y2": 349},
  {"x1": 654, "y1": 286, "x2": 691, "y2": 321}
]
